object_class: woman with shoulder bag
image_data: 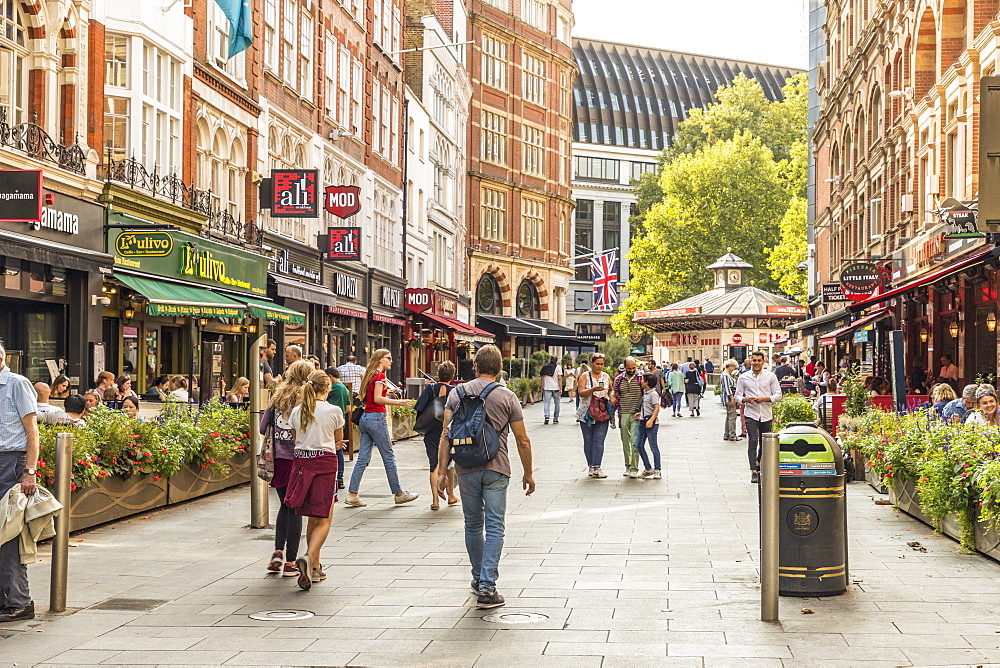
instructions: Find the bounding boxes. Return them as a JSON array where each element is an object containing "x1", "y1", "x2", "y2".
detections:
[
  {"x1": 344, "y1": 349, "x2": 418, "y2": 508},
  {"x1": 261, "y1": 361, "x2": 312, "y2": 578},
  {"x1": 415, "y1": 361, "x2": 458, "y2": 510},
  {"x1": 576, "y1": 352, "x2": 612, "y2": 479}
]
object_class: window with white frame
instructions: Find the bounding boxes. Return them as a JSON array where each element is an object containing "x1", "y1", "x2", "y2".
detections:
[
  {"x1": 433, "y1": 231, "x2": 448, "y2": 285},
  {"x1": 208, "y1": 3, "x2": 245, "y2": 81},
  {"x1": 374, "y1": 0, "x2": 383, "y2": 47},
  {"x1": 521, "y1": 0, "x2": 546, "y2": 30},
  {"x1": 282, "y1": 0, "x2": 296, "y2": 84},
  {"x1": 351, "y1": 58, "x2": 362, "y2": 133},
  {"x1": 481, "y1": 35, "x2": 507, "y2": 91},
  {"x1": 523, "y1": 124, "x2": 544, "y2": 176},
  {"x1": 559, "y1": 68, "x2": 570, "y2": 117},
  {"x1": 0, "y1": 0, "x2": 27, "y2": 125},
  {"x1": 556, "y1": 12, "x2": 571, "y2": 43},
  {"x1": 390, "y1": 94, "x2": 399, "y2": 163},
  {"x1": 522, "y1": 52, "x2": 545, "y2": 105},
  {"x1": 103, "y1": 98, "x2": 128, "y2": 160},
  {"x1": 338, "y1": 47, "x2": 350, "y2": 126},
  {"x1": 263, "y1": 0, "x2": 278, "y2": 71},
  {"x1": 105, "y1": 34, "x2": 128, "y2": 88},
  {"x1": 481, "y1": 187, "x2": 506, "y2": 240},
  {"x1": 522, "y1": 197, "x2": 544, "y2": 248},
  {"x1": 373, "y1": 191, "x2": 398, "y2": 271},
  {"x1": 137, "y1": 42, "x2": 183, "y2": 172},
  {"x1": 431, "y1": 65, "x2": 452, "y2": 131},
  {"x1": 481, "y1": 110, "x2": 506, "y2": 166},
  {"x1": 381, "y1": 0, "x2": 392, "y2": 48},
  {"x1": 480, "y1": 0, "x2": 506, "y2": 9},
  {"x1": 299, "y1": 11, "x2": 313, "y2": 99},
  {"x1": 381, "y1": 87, "x2": 391, "y2": 157},
  {"x1": 372, "y1": 84, "x2": 381, "y2": 156},
  {"x1": 324, "y1": 35, "x2": 336, "y2": 118}
]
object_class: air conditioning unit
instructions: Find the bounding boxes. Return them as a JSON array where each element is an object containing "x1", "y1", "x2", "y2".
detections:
[
  {"x1": 900, "y1": 194, "x2": 914, "y2": 212},
  {"x1": 925, "y1": 174, "x2": 940, "y2": 195}
]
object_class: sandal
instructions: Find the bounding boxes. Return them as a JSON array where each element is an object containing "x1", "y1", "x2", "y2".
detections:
[
  {"x1": 430, "y1": 503, "x2": 440, "y2": 510},
  {"x1": 448, "y1": 498, "x2": 459, "y2": 505}
]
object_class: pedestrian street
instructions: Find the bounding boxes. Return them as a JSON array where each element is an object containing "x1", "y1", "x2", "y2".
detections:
[{"x1": 3, "y1": 396, "x2": 1000, "y2": 667}]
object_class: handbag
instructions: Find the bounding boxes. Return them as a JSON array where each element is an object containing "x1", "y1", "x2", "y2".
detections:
[
  {"x1": 414, "y1": 383, "x2": 448, "y2": 435},
  {"x1": 586, "y1": 374, "x2": 611, "y2": 422},
  {"x1": 350, "y1": 395, "x2": 365, "y2": 426},
  {"x1": 256, "y1": 420, "x2": 275, "y2": 482}
]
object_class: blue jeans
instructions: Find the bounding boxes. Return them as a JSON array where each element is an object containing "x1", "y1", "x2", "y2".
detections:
[
  {"x1": 635, "y1": 422, "x2": 660, "y2": 470},
  {"x1": 349, "y1": 412, "x2": 402, "y2": 495},
  {"x1": 672, "y1": 391, "x2": 683, "y2": 414},
  {"x1": 457, "y1": 470, "x2": 509, "y2": 591},
  {"x1": 543, "y1": 389, "x2": 560, "y2": 420},
  {"x1": 0, "y1": 451, "x2": 29, "y2": 609},
  {"x1": 579, "y1": 419, "x2": 609, "y2": 467}
]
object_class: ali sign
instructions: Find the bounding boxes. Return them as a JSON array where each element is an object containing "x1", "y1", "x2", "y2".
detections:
[
  {"x1": 839, "y1": 262, "x2": 882, "y2": 301},
  {"x1": 324, "y1": 185, "x2": 361, "y2": 218},
  {"x1": 324, "y1": 227, "x2": 362, "y2": 261},
  {"x1": 271, "y1": 170, "x2": 318, "y2": 217}
]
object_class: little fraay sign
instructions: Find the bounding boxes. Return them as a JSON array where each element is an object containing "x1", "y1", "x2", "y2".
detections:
[
  {"x1": 324, "y1": 185, "x2": 361, "y2": 218},
  {"x1": 271, "y1": 169, "x2": 318, "y2": 217},
  {"x1": 323, "y1": 227, "x2": 362, "y2": 261},
  {"x1": 839, "y1": 262, "x2": 882, "y2": 301}
]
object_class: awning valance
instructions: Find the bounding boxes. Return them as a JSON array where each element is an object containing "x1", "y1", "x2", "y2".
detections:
[
  {"x1": 234, "y1": 294, "x2": 306, "y2": 324},
  {"x1": 788, "y1": 307, "x2": 850, "y2": 336},
  {"x1": 271, "y1": 274, "x2": 337, "y2": 306},
  {"x1": 414, "y1": 312, "x2": 495, "y2": 340},
  {"x1": 819, "y1": 309, "x2": 891, "y2": 347},
  {"x1": 476, "y1": 315, "x2": 546, "y2": 336},
  {"x1": 116, "y1": 274, "x2": 246, "y2": 318},
  {"x1": 0, "y1": 228, "x2": 114, "y2": 274}
]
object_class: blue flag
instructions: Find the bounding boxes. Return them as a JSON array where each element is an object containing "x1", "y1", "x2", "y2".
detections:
[{"x1": 214, "y1": 0, "x2": 252, "y2": 58}]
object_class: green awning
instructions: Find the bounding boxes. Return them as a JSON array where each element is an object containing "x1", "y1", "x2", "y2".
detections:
[
  {"x1": 116, "y1": 274, "x2": 245, "y2": 318},
  {"x1": 231, "y1": 294, "x2": 306, "y2": 325}
]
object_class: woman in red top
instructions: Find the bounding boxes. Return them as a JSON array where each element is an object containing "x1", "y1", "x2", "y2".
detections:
[{"x1": 344, "y1": 349, "x2": 419, "y2": 507}]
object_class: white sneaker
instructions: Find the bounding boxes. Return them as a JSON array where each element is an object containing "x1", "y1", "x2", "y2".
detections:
[
  {"x1": 653, "y1": 470, "x2": 662, "y2": 480},
  {"x1": 592, "y1": 468, "x2": 607, "y2": 478},
  {"x1": 628, "y1": 471, "x2": 640, "y2": 479},
  {"x1": 587, "y1": 467, "x2": 596, "y2": 478},
  {"x1": 394, "y1": 491, "x2": 419, "y2": 504},
  {"x1": 640, "y1": 469, "x2": 655, "y2": 478}
]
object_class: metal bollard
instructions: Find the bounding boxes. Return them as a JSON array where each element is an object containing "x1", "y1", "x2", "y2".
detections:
[
  {"x1": 248, "y1": 331, "x2": 269, "y2": 529},
  {"x1": 760, "y1": 432, "x2": 780, "y2": 622},
  {"x1": 49, "y1": 433, "x2": 72, "y2": 613}
]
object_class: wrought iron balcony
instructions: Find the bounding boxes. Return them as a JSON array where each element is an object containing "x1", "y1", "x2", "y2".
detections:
[
  {"x1": 204, "y1": 208, "x2": 264, "y2": 248},
  {"x1": 102, "y1": 150, "x2": 215, "y2": 216},
  {"x1": 0, "y1": 110, "x2": 86, "y2": 175}
]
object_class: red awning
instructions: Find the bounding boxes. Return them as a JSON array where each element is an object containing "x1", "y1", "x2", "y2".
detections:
[
  {"x1": 819, "y1": 309, "x2": 891, "y2": 346},
  {"x1": 848, "y1": 246, "x2": 995, "y2": 311},
  {"x1": 414, "y1": 311, "x2": 495, "y2": 339}
]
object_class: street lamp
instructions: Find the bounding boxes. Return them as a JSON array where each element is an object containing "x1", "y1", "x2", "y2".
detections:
[
  {"x1": 919, "y1": 326, "x2": 928, "y2": 343},
  {"x1": 949, "y1": 321, "x2": 960, "y2": 338}
]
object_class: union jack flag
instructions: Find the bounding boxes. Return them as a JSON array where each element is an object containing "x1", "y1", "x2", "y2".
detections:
[{"x1": 591, "y1": 250, "x2": 619, "y2": 312}]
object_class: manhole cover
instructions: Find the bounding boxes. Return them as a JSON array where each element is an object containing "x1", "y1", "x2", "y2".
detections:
[
  {"x1": 481, "y1": 612, "x2": 549, "y2": 624},
  {"x1": 89, "y1": 598, "x2": 170, "y2": 612},
  {"x1": 248, "y1": 609, "x2": 315, "y2": 621}
]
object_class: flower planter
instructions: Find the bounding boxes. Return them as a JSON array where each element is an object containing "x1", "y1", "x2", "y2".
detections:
[
  {"x1": 392, "y1": 414, "x2": 417, "y2": 441},
  {"x1": 888, "y1": 479, "x2": 978, "y2": 555},
  {"x1": 166, "y1": 451, "x2": 252, "y2": 505},
  {"x1": 69, "y1": 474, "x2": 168, "y2": 532}
]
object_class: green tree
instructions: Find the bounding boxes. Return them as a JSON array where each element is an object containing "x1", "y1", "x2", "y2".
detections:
[
  {"x1": 612, "y1": 134, "x2": 790, "y2": 334},
  {"x1": 598, "y1": 336, "x2": 631, "y2": 371},
  {"x1": 766, "y1": 196, "x2": 808, "y2": 303}
]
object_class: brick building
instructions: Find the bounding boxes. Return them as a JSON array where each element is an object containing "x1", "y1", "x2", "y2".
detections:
[
  {"x1": 805, "y1": 0, "x2": 1000, "y2": 387},
  {"x1": 465, "y1": 0, "x2": 580, "y2": 356}
]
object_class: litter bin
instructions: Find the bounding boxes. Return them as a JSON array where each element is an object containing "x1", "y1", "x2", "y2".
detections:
[{"x1": 777, "y1": 422, "x2": 847, "y2": 596}]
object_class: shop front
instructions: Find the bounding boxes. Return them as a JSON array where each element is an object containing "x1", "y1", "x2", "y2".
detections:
[
  {"x1": 405, "y1": 288, "x2": 494, "y2": 377},
  {"x1": 106, "y1": 217, "x2": 304, "y2": 400},
  {"x1": 370, "y1": 272, "x2": 406, "y2": 383},
  {"x1": 325, "y1": 267, "x2": 368, "y2": 365},
  {"x1": 268, "y1": 241, "x2": 337, "y2": 363},
  {"x1": 0, "y1": 186, "x2": 111, "y2": 388}
]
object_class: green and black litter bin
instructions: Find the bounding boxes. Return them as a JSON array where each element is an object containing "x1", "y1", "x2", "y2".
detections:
[{"x1": 776, "y1": 422, "x2": 848, "y2": 596}]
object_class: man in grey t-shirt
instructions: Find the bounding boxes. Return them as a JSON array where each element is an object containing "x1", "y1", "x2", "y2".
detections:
[{"x1": 437, "y1": 344, "x2": 534, "y2": 610}]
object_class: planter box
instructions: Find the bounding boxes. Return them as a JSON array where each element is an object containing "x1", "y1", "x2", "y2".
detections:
[
  {"x1": 167, "y1": 451, "x2": 252, "y2": 505},
  {"x1": 392, "y1": 414, "x2": 417, "y2": 442},
  {"x1": 69, "y1": 474, "x2": 168, "y2": 532},
  {"x1": 888, "y1": 479, "x2": 982, "y2": 555}
]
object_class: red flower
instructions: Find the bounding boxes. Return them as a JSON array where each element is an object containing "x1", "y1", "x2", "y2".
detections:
[
  {"x1": 153, "y1": 476, "x2": 161, "y2": 481},
  {"x1": 200, "y1": 464, "x2": 209, "y2": 469},
  {"x1": 210, "y1": 432, "x2": 220, "y2": 438}
]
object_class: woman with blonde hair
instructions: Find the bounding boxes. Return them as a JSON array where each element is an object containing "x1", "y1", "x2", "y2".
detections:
[
  {"x1": 930, "y1": 382, "x2": 957, "y2": 418},
  {"x1": 226, "y1": 376, "x2": 251, "y2": 404},
  {"x1": 344, "y1": 349, "x2": 418, "y2": 507},
  {"x1": 285, "y1": 368, "x2": 345, "y2": 589},
  {"x1": 261, "y1": 361, "x2": 312, "y2": 578},
  {"x1": 967, "y1": 384, "x2": 1000, "y2": 427}
]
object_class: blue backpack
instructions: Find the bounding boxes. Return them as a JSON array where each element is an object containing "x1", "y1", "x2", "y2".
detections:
[{"x1": 448, "y1": 382, "x2": 502, "y2": 468}]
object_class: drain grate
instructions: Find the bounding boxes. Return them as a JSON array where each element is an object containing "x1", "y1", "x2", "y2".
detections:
[
  {"x1": 481, "y1": 612, "x2": 549, "y2": 624},
  {"x1": 248, "y1": 609, "x2": 315, "y2": 621},
  {"x1": 89, "y1": 598, "x2": 170, "y2": 612}
]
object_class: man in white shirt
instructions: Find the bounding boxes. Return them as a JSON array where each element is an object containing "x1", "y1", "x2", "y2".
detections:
[
  {"x1": 540, "y1": 355, "x2": 563, "y2": 425},
  {"x1": 734, "y1": 351, "x2": 782, "y2": 484},
  {"x1": 33, "y1": 383, "x2": 67, "y2": 425},
  {"x1": 337, "y1": 355, "x2": 365, "y2": 397}
]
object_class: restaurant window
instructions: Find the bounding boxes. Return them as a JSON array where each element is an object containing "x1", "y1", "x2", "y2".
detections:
[
  {"x1": 515, "y1": 280, "x2": 540, "y2": 318},
  {"x1": 476, "y1": 273, "x2": 502, "y2": 314}
]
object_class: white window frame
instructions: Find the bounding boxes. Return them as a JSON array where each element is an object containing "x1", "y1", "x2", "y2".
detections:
[
  {"x1": 481, "y1": 35, "x2": 507, "y2": 91},
  {"x1": 263, "y1": 0, "x2": 278, "y2": 71},
  {"x1": 282, "y1": 0, "x2": 296, "y2": 85},
  {"x1": 522, "y1": 197, "x2": 544, "y2": 248},
  {"x1": 523, "y1": 124, "x2": 544, "y2": 176},
  {"x1": 521, "y1": 0, "x2": 546, "y2": 31},
  {"x1": 299, "y1": 11, "x2": 313, "y2": 99},
  {"x1": 481, "y1": 187, "x2": 507, "y2": 240},
  {"x1": 522, "y1": 52, "x2": 545, "y2": 106},
  {"x1": 481, "y1": 110, "x2": 506, "y2": 166}
]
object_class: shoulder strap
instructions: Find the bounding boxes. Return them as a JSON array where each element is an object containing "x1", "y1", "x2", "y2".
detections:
[
  {"x1": 437, "y1": 383, "x2": 448, "y2": 397},
  {"x1": 479, "y1": 381, "x2": 500, "y2": 399}
]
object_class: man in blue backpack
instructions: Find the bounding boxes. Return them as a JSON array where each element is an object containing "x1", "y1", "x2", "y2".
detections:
[{"x1": 436, "y1": 344, "x2": 535, "y2": 609}]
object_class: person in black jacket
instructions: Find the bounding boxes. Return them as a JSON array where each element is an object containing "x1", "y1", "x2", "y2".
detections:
[
  {"x1": 415, "y1": 361, "x2": 457, "y2": 509},
  {"x1": 685, "y1": 364, "x2": 704, "y2": 417}
]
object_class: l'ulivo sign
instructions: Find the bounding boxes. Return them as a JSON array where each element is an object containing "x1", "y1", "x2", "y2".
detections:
[{"x1": 109, "y1": 225, "x2": 269, "y2": 296}]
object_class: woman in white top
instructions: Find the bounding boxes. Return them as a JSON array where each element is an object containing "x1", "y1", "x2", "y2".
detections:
[
  {"x1": 286, "y1": 370, "x2": 345, "y2": 591},
  {"x1": 966, "y1": 384, "x2": 1000, "y2": 427},
  {"x1": 168, "y1": 375, "x2": 189, "y2": 402},
  {"x1": 576, "y1": 352, "x2": 612, "y2": 479}
]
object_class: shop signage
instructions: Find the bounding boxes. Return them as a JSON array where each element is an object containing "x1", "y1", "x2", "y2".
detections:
[
  {"x1": 822, "y1": 283, "x2": 850, "y2": 303},
  {"x1": 732, "y1": 333, "x2": 743, "y2": 343},
  {"x1": 108, "y1": 224, "x2": 268, "y2": 296},
  {"x1": 324, "y1": 227, "x2": 362, "y2": 260},
  {"x1": 381, "y1": 286, "x2": 402, "y2": 309},
  {"x1": 766, "y1": 305, "x2": 809, "y2": 315},
  {"x1": 32, "y1": 202, "x2": 79, "y2": 234},
  {"x1": 0, "y1": 170, "x2": 42, "y2": 223},
  {"x1": 405, "y1": 288, "x2": 433, "y2": 313},
  {"x1": 327, "y1": 304, "x2": 368, "y2": 319},
  {"x1": 438, "y1": 295, "x2": 457, "y2": 318},
  {"x1": 937, "y1": 198, "x2": 984, "y2": 239},
  {"x1": 854, "y1": 330, "x2": 870, "y2": 343},
  {"x1": 271, "y1": 169, "x2": 319, "y2": 218},
  {"x1": 759, "y1": 332, "x2": 783, "y2": 344},
  {"x1": 275, "y1": 249, "x2": 321, "y2": 282},
  {"x1": 372, "y1": 312, "x2": 406, "y2": 326},
  {"x1": 668, "y1": 332, "x2": 701, "y2": 346},
  {"x1": 915, "y1": 233, "x2": 946, "y2": 268},
  {"x1": 575, "y1": 333, "x2": 606, "y2": 342},
  {"x1": 324, "y1": 185, "x2": 362, "y2": 218},
  {"x1": 334, "y1": 273, "x2": 359, "y2": 299},
  {"x1": 839, "y1": 262, "x2": 882, "y2": 300},
  {"x1": 633, "y1": 306, "x2": 702, "y2": 319}
]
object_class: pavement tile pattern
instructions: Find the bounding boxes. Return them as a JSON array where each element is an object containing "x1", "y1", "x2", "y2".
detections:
[{"x1": 1, "y1": 395, "x2": 999, "y2": 666}]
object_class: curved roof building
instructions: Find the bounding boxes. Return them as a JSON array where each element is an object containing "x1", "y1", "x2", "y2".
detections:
[{"x1": 572, "y1": 38, "x2": 802, "y2": 147}]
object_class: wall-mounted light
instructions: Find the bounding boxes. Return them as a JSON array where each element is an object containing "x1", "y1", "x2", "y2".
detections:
[
  {"x1": 919, "y1": 325, "x2": 928, "y2": 343},
  {"x1": 198, "y1": 318, "x2": 208, "y2": 327},
  {"x1": 988, "y1": 313, "x2": 997, "y2": 332},
  {"x1": 123, "y1": 306, "x2": 135, "y2": 323},
  {"x1": 949, "y1": 321, "x2": 960, "y2": 338},
  {"x1": 246, "y1": 323, "x2": 257, "y2": 334}
]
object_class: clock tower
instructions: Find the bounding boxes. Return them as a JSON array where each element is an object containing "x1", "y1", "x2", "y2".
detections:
[{"x1": 706, "y1": 249, "x2": 753, "y2": 293}]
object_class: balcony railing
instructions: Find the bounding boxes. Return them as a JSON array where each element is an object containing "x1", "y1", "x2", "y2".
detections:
[
  {"x1": 0, "y1": 110, "x2": 86, "y2": 175},
  {"x1": 205, "y1": 208, "x2": 264, "y2": 248}
]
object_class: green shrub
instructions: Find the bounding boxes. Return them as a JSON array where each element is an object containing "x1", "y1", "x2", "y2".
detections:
[
  {"x1": 458, "y1": 358, "x2": 475, "y2": 381},
  {"x1": 503, "y1": 358, "x2": 539, "y2": 379},
  {"x1": 841, "y1": 365, "x2": 868, "y2": 417},
  {"x1": 598, "y1": 337, "x2": 631, "y2": 371},
  {"x1": 772, "y1": 394, "x2": 817, "y2": 432},
  {"x1": 531, "y1": 350, "x2": 552, "y2": 367}
]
